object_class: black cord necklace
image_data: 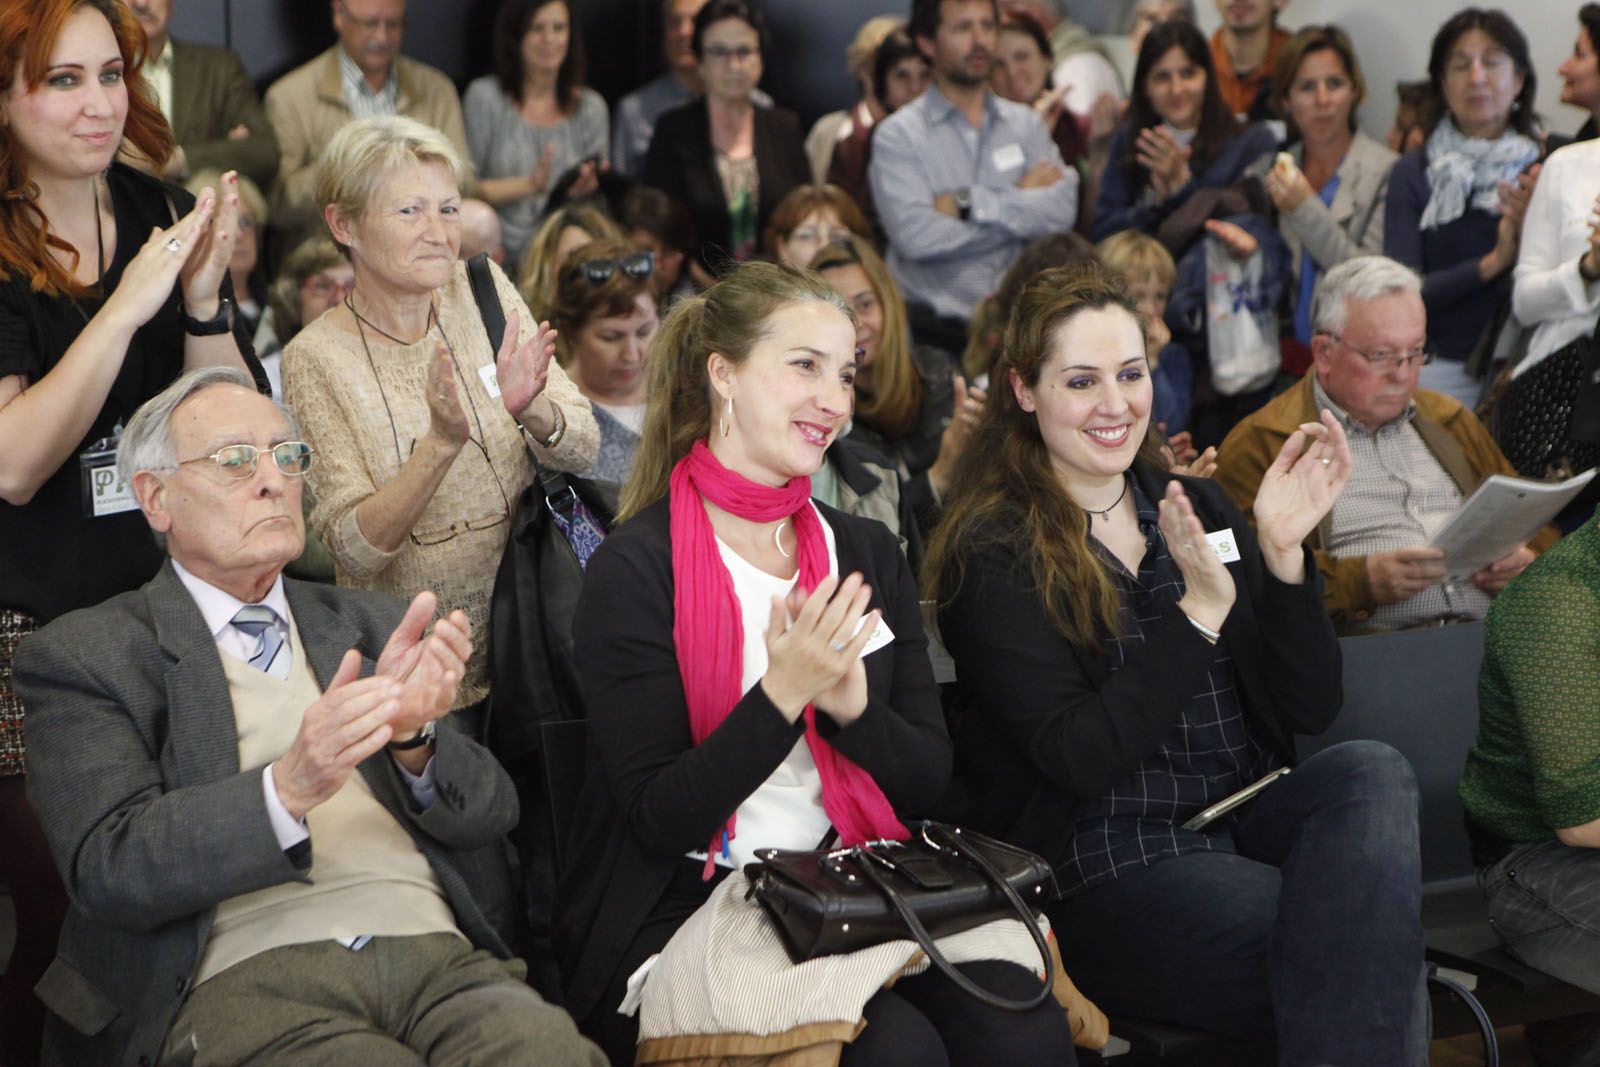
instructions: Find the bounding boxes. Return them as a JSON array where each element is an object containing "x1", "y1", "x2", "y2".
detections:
[
  {"x1": 66, "y1": 175, "x2": 107, "y2": 325},
  {"x1": 1080, "y1": 477, "x2": 1129, "y2": 521},
  {"x1": 344, "y1": 291, "x2": 432, "y2": 346}
]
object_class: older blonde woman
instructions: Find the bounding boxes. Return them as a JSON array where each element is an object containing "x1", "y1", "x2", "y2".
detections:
[{"x1": 283, "y1": 116, "x2": 597, "y2": 716}]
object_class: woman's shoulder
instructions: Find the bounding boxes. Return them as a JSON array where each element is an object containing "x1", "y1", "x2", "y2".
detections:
[
  {"x1": 281, "y1": 311, "x2": 351, "y2": 374},
  {"x1": 1347, "y1": 130, "x2": 1398, "y2": 172},
  {"x1": 462, "y1": 75, "x2": 505, "y2": 111},
  {"x1": 1539, "y1": 134, "x2": 1600, "y2": 180},
  {"x1": 575, "y1": 87, "x2": 608, "y2": 118}
]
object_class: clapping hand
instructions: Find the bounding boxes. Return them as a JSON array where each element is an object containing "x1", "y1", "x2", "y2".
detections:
[
  {"x1": 760, "y1": 573, "x2": 879, "y2": 725},
  {"x1": 1136, "y1": 126, "x2": 1192, "y2": 197},
  {"x1": 1159, "y1": 480, "x2": 1235, "y2": 633},
  {"x1": 1252, "y1": 410, "x2": 1351, "y2": 583},
  {"x1": 105, "y1": 188, "x2": 227, "y2": 331},
  {"x1": 376, "y1": 590, "x2": 472, "y2": 742},
  {"x1": 178, "y1": 171, "x2": 241, "y2": 318},
  {"x1": 495, "y1": 308, "x2": 559, "y2": 421},
  {"x1": 929, "y1": 375, "x2": 986, "y2": 494},
  {"x1": 425, "y1": 344, "x2": 470, "y2": 448}
]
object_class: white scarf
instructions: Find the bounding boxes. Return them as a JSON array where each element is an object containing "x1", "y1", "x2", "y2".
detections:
[{"x1": 1418, "y1": 117, "x2": 1539, "y2": 230}]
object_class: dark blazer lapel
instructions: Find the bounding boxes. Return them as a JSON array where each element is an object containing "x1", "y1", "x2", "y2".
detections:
[{"x1": 149, "y1": 560, "x2": 242, "y2": 788}]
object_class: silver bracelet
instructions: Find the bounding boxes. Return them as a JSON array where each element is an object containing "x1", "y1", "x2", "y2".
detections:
[{"x1": 1185, "y1": 614, "x2": 1221, "y2": 644}]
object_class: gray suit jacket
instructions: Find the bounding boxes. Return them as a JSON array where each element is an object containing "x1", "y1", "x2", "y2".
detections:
[
  {"x1": 168, "y1": 40, "x2": 279, "y2": 190},
  {"x1": 14, "y1": 562, "x2": 519, "y2": 1067}
]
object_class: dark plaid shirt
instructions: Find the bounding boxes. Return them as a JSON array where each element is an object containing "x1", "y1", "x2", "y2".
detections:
[{"x1": 1059, "y1": 481, "x2": 1274, "y2": 895}]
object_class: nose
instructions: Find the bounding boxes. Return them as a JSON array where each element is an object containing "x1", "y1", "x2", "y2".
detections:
[
  {"x1": 1095, "y1": 379, "x2": 1132, "y2": 415},
  {"x1": 251, "y1": 454, "x2": 289, "y2": 498}
]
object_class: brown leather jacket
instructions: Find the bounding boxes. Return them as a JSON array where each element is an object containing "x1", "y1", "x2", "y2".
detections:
[{"x1": 1214, "y1": 374, "x2": 1559, "y2": 627}]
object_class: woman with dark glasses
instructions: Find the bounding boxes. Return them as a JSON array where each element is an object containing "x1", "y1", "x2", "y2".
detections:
[
  {"x1": 282, "y1": 116, "x2": 597, "y2": 725},
  {"x1": 549, "y1": 241, "x2": 661, "y2": 483}
]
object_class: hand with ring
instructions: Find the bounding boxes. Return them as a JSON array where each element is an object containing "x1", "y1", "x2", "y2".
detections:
[
  {"x1": 1252, "y1": 409, "x2": 1352, "y2": 583},
  {"x1": 760, "y1": 571, "x2": 879, "y2": 725}
]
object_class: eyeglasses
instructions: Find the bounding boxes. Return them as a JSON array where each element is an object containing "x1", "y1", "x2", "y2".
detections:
[
  {"x1": 176, "y1": 441, "x2": 316, "y2": 479},
  {"x1": 578, "y1": 251, "x2": 655, "y2": 285},
  {"x1": 704, "y1": 44, "x2": 758, "y2": 65},
  {"x1": 336, "y1": 0, "x2": 403, "y2": 34},
  {"x1": 789, "y1": 225, "x2": 852, "y2": 246},
  {"x1": 1323, "y1": 333, "x2": 1435, "y2": 372},
  {"x1": 410, "y1": 513, "x2": 508, "y2": 546}
]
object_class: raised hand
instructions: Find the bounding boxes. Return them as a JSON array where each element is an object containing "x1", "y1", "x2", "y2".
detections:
[
  {"x1": 760, "y1": 573, "x2": 878, "y2": 724},
  {"x1": 495, "y1": 308, "x2": 559, "y2": 421},
  {"x1": 1034, "y1": 83, "x2": 1070, "y2": 128},
  {"x1": 425, "y1": 344, "x2": 470, "y2": 448},
  {"x1": 376, "y1": 590, "x2": 472, "y2": 741},
  {"x1": 1172, "y1": 445, "x2": 1217, "y2": 479},
  {"x1": 1135, "y1": 126, "x2": 1192, "y2": 197},
  {"x1": 929, "y1": 374, "x2": 986, "y2": 494},
  {"x1": 103, "y1": 196, "x2": 224, "y2": 331},
  {"x1": 1252, "y1": 409, "x2": 1351, "y2": 583},
  {"x1": 272, "y1": 651, "x2": 401, "y2": 820},
  {"x1": 1159, "y1": 480, "x2": 1235, "y2": 633},
  {"x1": 178, "y1": 170, "x2": 241, "y2": 318},
  {"x1": 1204, "y1": 218, "x2": 1260, "y2": 262}
]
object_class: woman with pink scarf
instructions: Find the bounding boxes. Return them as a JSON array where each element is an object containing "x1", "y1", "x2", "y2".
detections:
[{"x1": 552, "y1": 261, "x2": 1080, "y2": 1066}]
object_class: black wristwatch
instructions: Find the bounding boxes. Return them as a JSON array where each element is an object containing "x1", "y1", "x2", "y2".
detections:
[
  {"x1": 388, "y1": 720, "x2": 437, "y2": 751},
  {"x1": 181, "y1": 297, "x2": 233, "y2": 337},
  {"x1": 954, "y1": 187, "x2": 973, "y2": 221}
]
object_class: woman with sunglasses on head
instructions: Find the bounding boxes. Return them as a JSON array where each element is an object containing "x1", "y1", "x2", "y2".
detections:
[
  {"x1": 554, "y1": 258, "x2": 1080, "y2": 1066},
  {"x1": 926, "y1": 260, "x2": 1429, "y2": 1065},
  {"x1": 548, "y1": 240, "x2": 660, "y2": 484},
  {"x1": 0, "y1": 2, "x2": 264, "y2": 1059},
  {"x1": 282, "y1": 115, "x2": 597, "y2": 728}
]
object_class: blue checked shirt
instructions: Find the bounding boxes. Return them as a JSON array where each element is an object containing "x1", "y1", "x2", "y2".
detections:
[
  {"x1": 869, "y1": 83, "x2": 1077, "y2": 322},
  {"x1": 1058, "y1": 482, "x2": 1275, "y2": 895}
]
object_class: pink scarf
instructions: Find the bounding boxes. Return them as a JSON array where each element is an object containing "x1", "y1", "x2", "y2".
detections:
[{"x1": 670, "y1": 441, "x2": 907, "y2": 875}]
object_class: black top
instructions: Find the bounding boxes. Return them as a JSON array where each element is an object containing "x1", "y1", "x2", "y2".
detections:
[
  {"x1": 846, "y1": 344, "x2": 955, "y2": 526},
  {"x1": 554, "y1": 495, "x2": 949, "y2": 1022},
  {"x1": 0, "y1": 162, "x2": 260, "y2": 622},
  {"x1": 934, "y1": 463, "x2": 1342, "y2": 884},
  {"x1": 639, "y1": 99, "x2": 808, "y2": 274}
]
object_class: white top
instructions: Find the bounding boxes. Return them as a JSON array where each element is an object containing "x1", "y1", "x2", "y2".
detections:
[
  {"x1": 694, "y1": 503, "x2": 839, "y2": 868},
  {"x1": 594, "y1": 399, "x2": 648, "y2": 435},
  {"x1": 1054, "y1": 50, "x2": 1124, "y2": 118},
  {"x1": 1511, "y1": 137, "x2": 1600, "y2": 378}
]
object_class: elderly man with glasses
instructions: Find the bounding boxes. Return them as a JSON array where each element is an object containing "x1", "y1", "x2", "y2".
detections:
[
  {"x1": 13, "y1": 367, "x2": 604, "y2": 1067},
  {"x1": 1215, "y1": 255, "x2": 1557, "y2": 631},
  {"x1": 265, "y1": 0, "x2": 475, "y2": 252}
]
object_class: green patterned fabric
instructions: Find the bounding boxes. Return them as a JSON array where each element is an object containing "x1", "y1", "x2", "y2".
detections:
[{"x1": 1461, "y1": 515, "x2": 1600, "y2": 842}]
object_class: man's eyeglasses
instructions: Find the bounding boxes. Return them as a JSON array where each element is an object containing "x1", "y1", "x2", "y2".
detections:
[
  {"x1": 1323, "y1": 333, "x2": 1435, "y2": 372},
  {"x1": 578, "y1": 251, "x2": 655, "y2": 285},
  {"x1": 337, "y1": 0, "x2": 403, "y2": 34},
  {"x1": 176, "y1": 442, "x2": 316, "y2": 479}
]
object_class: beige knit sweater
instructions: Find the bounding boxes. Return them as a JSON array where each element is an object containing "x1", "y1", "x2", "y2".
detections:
[{"x1": 283, "y1": 258, "x2": 597, "y2": 706}]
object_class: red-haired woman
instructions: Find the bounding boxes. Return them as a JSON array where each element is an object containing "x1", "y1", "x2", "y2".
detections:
[{"x1": 0, "y1": 1, "x2": 258, "y2": 1059}]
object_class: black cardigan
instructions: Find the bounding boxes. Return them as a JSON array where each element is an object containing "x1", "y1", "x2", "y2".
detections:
[
  {"x1": 934, "y1": 463, "x2": 1342, "y2": 875},
  {"x1": 554, "y1": 496, "x2": 950, "y2": 1021},
  {"x1": 639, "y1": 99, "x2": 808, "y2": 271}
]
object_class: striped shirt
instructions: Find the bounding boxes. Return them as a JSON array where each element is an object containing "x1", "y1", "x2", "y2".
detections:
[
  {"x1": 339, "y1": 48, "x2": 398, "y2": 120},
  {"x1": 1060, "y1": 481, "x2": 1271, "y2": 895},
  {"x1": 1315, "y1": 378, "x2": 1491, "y2": 630}
]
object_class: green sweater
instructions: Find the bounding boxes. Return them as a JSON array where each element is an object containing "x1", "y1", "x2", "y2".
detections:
[{"x1": 1461, "y1": 516, "x2": 1600, "y2": 843}]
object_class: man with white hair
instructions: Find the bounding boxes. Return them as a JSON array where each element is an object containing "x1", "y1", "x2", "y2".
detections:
[
  {"x1": 15, "y1": 368, "x2": 603, "y2": 1066},
  {"x1": 1215, "y1": 256, "x2": 1555, "y2": 631}
]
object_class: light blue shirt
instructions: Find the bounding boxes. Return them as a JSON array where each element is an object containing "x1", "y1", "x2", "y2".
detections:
[{"x1": 869, "y1": 83, "x2": 1078, "y2": 322}]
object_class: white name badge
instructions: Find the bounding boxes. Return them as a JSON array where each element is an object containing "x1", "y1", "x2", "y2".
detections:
[
  {"x1": 991, "y1": 143, "x2": 1025, "y2": 172},
  {"x1": 855, "y1": 614, "x2": 896, "y2": 658},
  {"x1": 1206, "y1": 528, "x2": 1243, "y2": 564},
  {"x1": 79, "y1": 436, "x2": 139, "y2": 517},
  {"x1": 478, "y1": 363, "x2": 502, "y2": 398}
]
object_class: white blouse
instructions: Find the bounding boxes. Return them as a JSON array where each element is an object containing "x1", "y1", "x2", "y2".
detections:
[{"x1": 1511, "y1": 138, "x2": 1600, "y2": 378}]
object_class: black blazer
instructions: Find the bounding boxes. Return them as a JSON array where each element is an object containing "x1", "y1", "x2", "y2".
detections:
[
  {"x1": 639, "y1": 99, "x2": 808, "y2": 271},
  {"x1": 554, "y1": 496, "x2": 949, "y2": 1022},
  {"x1": 935, "y1": 463, "x2": 1342, "y2": 875}
]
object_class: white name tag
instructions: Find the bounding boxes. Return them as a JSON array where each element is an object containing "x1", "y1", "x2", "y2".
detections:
[
  {"x1": 1206, "y1": 529, "x2": 1242, "y2": 564},
  {"x1": 855, "y1": 614, "x2": 896, "y2": 658},
  {"x1": 88, "y1": 467, "x2": 138, "y2": 517},
  {"x1": 991, "y1": 143, "x2": 1025, "y2": 172},
  {"x1": 478, "y1": 363, "x2": 502, "y2": 398}
]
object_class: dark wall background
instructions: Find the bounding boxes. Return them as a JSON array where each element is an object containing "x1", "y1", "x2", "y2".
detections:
[{"x1": 169, "y1": 0, "x2": 909, "y2": 129}]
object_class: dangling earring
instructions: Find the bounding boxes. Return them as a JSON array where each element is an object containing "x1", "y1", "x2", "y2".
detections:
[{"x1": 720, "y1": 393, "x2": 733, "y2": 438}]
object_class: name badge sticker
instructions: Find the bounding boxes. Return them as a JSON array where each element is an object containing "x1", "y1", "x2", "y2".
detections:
[
  {"x1": 991, "y1": 143, "x2": 1026, "y2": 172},
  {"x1": 856, "y1": 614, "x2": 896, "y2": 659},
  {"x1": 78, "y1": 435, "x2": 138, "y2": 518},
  {"x1": 1206, "y1": 529, "x2": 1242, "y2": 564},
  {"x1": 478, "y1": 363, "x2": 502, "y2": 398}
]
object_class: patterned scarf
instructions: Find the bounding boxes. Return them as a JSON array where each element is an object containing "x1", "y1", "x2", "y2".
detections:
[{"x1": 1419, "y1": 117, "x2": 1539, "y2": 230}]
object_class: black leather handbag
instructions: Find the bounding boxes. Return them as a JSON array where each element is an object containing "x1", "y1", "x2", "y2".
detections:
[{"x1": 744, "y1": 822, "x2": 1057, "y2": 1011}]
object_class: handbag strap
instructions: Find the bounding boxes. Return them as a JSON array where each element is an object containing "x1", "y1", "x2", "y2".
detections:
[{"x1": 855, "y1": 825, "x2": 1055, "y2": 1012}]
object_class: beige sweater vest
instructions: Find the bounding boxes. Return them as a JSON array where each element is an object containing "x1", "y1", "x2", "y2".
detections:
[{"x1": 194, "y1": 622, "x2": 459, "y2": 985}]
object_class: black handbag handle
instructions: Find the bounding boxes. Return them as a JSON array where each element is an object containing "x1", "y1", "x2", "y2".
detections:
[{"x1": 854, "y1": 825, "x2": 1055, "y2": 1012}]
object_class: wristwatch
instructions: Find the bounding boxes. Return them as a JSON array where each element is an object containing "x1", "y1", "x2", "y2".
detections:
[
  {"x1": 954, "y1": 187, "x2": 973, "y2": 221},
  {"x1": 181, "y1": 297, "x2": 234, "y2": 337},
  {"x1": 388, "y1": 719, "x2": 436, "y2": 751}
]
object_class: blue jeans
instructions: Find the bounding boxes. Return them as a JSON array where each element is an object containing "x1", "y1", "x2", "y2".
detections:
[
  {"x1": 1048, "y1": 741, "x2": 1428, "y2": 1066},
  {"x1": 1482, "y1": 838, "x2": 1600, "y2": 994}
]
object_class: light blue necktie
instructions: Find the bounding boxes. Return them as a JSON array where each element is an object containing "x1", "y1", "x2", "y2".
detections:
[{"x1": 231, "y1": 605, "x2": 289, "y2": 679}]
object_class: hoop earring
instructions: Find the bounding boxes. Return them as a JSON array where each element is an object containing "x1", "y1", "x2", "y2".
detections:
[{"x1": 721, "y1": 394, "x2": 733, "y2": 438}]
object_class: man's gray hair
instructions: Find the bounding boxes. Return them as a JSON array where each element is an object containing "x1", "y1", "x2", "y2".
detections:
[{"x1": 1310, "y1": 256, "x2": 1423, "y2": 338}]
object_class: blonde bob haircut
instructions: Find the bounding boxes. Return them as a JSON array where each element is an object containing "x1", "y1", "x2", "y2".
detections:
[
  {"x1": 809, "y1": 234, "x2": 921, "y2": 441},
  {"x1": 620, "y1": 260, "x2": 853, "y2": 522},
  {"x1": 1095, "y1": 230, "x2": 1177, "y2": 291},
  {"x1": 314, "y1": 115, "x2": 468, "y2": 247},
  {"x1": 516, "y1": 203, "x2": 627, "y2": 320}
]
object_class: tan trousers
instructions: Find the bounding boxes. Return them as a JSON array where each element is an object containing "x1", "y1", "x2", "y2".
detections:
[{"x1": 159, "y1": 933, "x2": 604, "y2": 1066}]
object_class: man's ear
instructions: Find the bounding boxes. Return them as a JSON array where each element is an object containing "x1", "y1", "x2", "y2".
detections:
[
  {"x1": 1010, "y1": 367, "x2": 1036, "y2": 413},
  {"x1": 133, "y1": 470, "x2": 173, "y2": 536}
]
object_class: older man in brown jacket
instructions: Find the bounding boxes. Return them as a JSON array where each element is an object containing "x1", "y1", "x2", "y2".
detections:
[{"x1": 1216, "y1": 256, "x2": 1557, "y2": 631}]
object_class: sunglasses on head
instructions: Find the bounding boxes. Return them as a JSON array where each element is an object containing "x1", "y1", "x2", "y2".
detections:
[{"x1": 578, "y1": 251, "x2": 654, "y2": 285}]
